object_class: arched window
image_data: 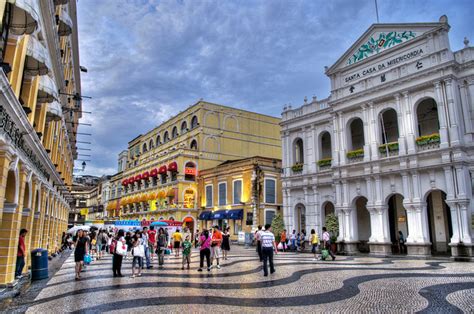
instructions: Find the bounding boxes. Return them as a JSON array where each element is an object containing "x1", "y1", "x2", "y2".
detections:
[
  {"x1": 416, "y1": 98, "x2": 439, "y2": 137},
  {"x1": 142, "y1": 143, "x2": 147, "y2": 152},
  {"x1": 294, "y1": 138, "x2": 304, "y2": 164},
  {"x1": 320, "y1": 132, "x2": 332, "y2": 159},
  {"x1": 380, "y1": 109, "x2": 399, "y2": 144},
  {"x1": 184, "y1": 162, "x2": 196, "y2": 181},
  {"x1": 172, "y1": 126, "x2": 179, "y2": 138},
  {"x1": 191, "y1": 116, "x2": 198, "y2": 129},
  {"x1": 163, "y1": 131, "x2": 170, "y2": 143},
  {"x1": 190, "y1": 139, "x2": 198, "y2": 150},
  {"x1": 149, "y1": 139, "x2": 154, "y2": 149},
  {"x1": 156, "y1": 135, "x2": 161, "y2": 146},
  {"x1": 349, "y1": 118, "x2": 364, "y2": 150},
  {"x1": 181, "y1": 121, "x2": 188, "y2": 133}
]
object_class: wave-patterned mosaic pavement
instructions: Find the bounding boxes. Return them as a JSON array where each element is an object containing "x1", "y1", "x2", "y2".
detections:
[{"x1": 23, "y1": 246, "x2": 474, "y2": 313}]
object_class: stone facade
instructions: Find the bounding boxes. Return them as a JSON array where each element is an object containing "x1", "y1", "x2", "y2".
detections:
[{"x1": 281, "y1": 16, "x2": 474, "y2": 260}]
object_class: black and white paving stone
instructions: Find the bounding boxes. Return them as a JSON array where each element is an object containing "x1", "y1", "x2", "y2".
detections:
[{"x1": 9, "y1": 246, "x2": 474, "y2": 313}]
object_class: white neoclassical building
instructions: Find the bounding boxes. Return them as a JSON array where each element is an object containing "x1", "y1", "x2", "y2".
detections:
[{"x1": 281, "y1": 16, "x2": 474, "y2": 259}]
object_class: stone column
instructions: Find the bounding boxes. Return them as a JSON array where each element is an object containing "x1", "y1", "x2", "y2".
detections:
[
  {"x1": 368, "y1": 102, "x2": 379, "y2": 160},
  {"x1": 338, "y1": 112, "x2": 346, "y2": 165},
  {"x1": 332, "y1": 114, "x2": 340, "y2": 166},
  {"x1": 458, "y1": 81, "x2": 473, "y2": 142},
  {"x1": 434, "y1": 81, "x2": 450, "y2": 148},
  {"x1": 361, "y1": 105, "x2": 371, "y2": 162},
  {"x1": 444, "y1": 79, "x2": 462, "y2": 145},
  {"x1": 404, "y1": 202, "x2": 431, "y2": 256},
  {"x1": 312, "y1": 186, "x2": 321, "y2": 232},
  {"x1": 402, "y1": 91, "x2": 416, "y2": 154},
  {"x1": 394, "y1": 93, "x2": 407, "y2": 155}
]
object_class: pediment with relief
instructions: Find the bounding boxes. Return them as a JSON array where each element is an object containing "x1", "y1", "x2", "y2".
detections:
[{"x1": 326, "y1": 18, "x2": 449, "y2": 74}]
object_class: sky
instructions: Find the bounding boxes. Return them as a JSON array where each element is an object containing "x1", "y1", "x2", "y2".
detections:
[{"x1": 75, "y1": 0, "x2": 474, "y2": 176}]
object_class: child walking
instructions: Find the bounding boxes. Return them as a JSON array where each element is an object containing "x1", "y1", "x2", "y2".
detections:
[{"x1": 182, "y1": 235, "x2": 192, "y2": 270}]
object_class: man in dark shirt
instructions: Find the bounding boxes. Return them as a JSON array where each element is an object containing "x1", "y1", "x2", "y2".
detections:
[{"x1": 15, "y1": 229, "x2": 28, "y2": 279}]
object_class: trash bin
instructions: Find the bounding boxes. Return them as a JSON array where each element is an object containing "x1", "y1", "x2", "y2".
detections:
[{"x1": 31, "y1": 249, "x2": 48, "y2": 280}]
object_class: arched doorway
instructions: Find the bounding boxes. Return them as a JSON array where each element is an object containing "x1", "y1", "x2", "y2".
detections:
[
  {"x1": 183, "y1": 216, "x2": 194, "y2": 236},
  {"x1": 295, "y1": 203, "x2": 306, "y2": 234},
  {"x1": 355, "y1": 197, "x2": 370, "y2": 253},
  {"x1": 387, "y1": 194, "x2": 408, "y2": 254},
  {"x1": 426, "y1": 190, "x2": 452, "y2": 255}
]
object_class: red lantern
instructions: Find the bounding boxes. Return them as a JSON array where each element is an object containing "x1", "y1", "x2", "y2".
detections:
[
  {"x1": 135, "y1": 174, "x2": 142, "y2": 181},
  {"x1": 168, "y1": 161, "x2": 178, "y2": 172},
  {"x1": 122, "y1": 179, "x2": 128, "y2": 186},
  {"x1": 150, "y1": 168, "x2": 158, "y2": 177},
  {"x1": 142, "y1": 171, "x2": 150, "y2": 179},
  {"x1": 158, "y1": 165, "x2": 167, "y2": 174}
]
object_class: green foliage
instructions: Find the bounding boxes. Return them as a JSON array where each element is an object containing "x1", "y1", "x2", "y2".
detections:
[
  {"x1": 378, "y1": 142, "x2": 399, "y2": 154},
  {"x1": 416, "y1": 133, "x2": 440, "y2": 146},
  {"x1": 317, "y1": 158, "x2": 332, "y2": 167},
  {"x1": 346, "y1": 149, "x2": 364, "y2": 159},
  {"x1": 291, "y1": 163, "x2": 303, "y2": 172},
  {"x1": 325, "y1": 213, "x2": 339, "y2": 239},
  {"x1": 271, "y1": 213, "x2": 285, "y2": 242}
]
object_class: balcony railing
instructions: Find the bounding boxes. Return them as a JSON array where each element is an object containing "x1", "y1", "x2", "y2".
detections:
[
  {"x1": 291, "y1": 163, "x2": 303, "y2": 175},
  {"x1": 378, "y1": 142, "x2": 399, "y2": 157},
  {"x1": 317, "y1": 158, "x2": 332, "y2": 170},
  {"x1": 346, "y1": 149, "x2": 364, "y2": 163}
]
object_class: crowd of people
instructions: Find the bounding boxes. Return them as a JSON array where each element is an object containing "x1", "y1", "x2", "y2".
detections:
[
  {"x1": 69, "y1": 225, "x2": 234, "y2": 280},
  {"x1": 69, "y1": 223, "x2": 340, "y2": 280}
]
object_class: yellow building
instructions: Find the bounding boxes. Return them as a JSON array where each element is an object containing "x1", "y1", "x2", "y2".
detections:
[
  {"x1": 0, "y1": 0, "x2": 82, "y2": 286},
  {"x1": 198, "y1": 157, "x2": 283, "y2": 240},
  {"x1": 116, "y1": 101, "x2": 281, "y2": 234}
]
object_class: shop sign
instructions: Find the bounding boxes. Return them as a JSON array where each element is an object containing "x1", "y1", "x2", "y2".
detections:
[{"x1": 344, "y1": 48, "x2": 424, "y2": 84}]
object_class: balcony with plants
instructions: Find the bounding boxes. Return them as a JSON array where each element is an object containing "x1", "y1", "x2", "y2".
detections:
[
  {"x1": 378, "y1": 142, "x2": 399, "y2": 157},
  {"x1": 346, "y1": 149, "x2": 364, "y2": 162},
  {"x1": 317, "y1": 158, "x2": 332, "y2": 170},
  {"x1": 416, "y1": 133, "x2": 440, "y2": 151}
]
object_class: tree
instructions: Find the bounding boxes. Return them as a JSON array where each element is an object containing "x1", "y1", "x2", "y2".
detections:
[
  {"x1": 271, "y1": 213, "x2": 285, "y2": 243},
  {"x1": 325, "y1": 213, "x2": 339, "y2": 242}
]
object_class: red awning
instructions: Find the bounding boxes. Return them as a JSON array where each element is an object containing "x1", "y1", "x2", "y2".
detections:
[
  {"x1": 168, "y1": 161, "x2": 178, "y2": 172},
  {"x1": 142, "y1": 171, "x2": 150, "y2": 179},
  {"x1": 135, "y1": 174, "x2": 142, "y2": 181},
  {"x1": 158, "y1": 165, "x2": 167, "y2": 174},
  {"x1": 122, "y1": 179, "x2": 128, "y2": 186},
  {"x1": 128, "y1": 177, "x2": 135, "y2": 184},
  {"x1": 150, "y1": 168, "x2": 158, "y2": 177},
  {"x1": 183, "y1": 217, "x2": 193, "y2": 223}
]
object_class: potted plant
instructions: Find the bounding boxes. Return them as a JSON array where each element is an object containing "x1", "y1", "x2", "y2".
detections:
[
  {"x1": 317, "y1": 158, "x2": 332, "y2": 168},
  {"x1": 325, "y1": 213, "x2": 339, "y2": 253},
  {"x1": 291, "y1": 163, "x2": 303, "y2": 173},
  {"x1": 346, "y1": 149, "x2": 364, "y2": 160}
]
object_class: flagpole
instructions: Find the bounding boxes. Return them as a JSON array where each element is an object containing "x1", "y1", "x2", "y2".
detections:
[{"x1": 375, "y1": 0, "x2": 380, "y2": 23}]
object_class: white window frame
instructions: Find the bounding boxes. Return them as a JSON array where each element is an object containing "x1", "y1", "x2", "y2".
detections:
[
  {"x1": 264, "y1": 177, "x2": 277, "y2": 204},
  {"x1": 218, "y1": 182, "x2": 227, "y2": 206},
  {"x1": 205, "y1": 184, "x2": 213, "y2": 208},
  {"x1": 232, "y1": 179, "x2": 243, "y2": 205}
]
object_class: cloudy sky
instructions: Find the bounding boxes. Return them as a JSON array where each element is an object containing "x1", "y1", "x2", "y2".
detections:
[{"x1": 75, "y1": 0, "x2": 473, "y2": 176}]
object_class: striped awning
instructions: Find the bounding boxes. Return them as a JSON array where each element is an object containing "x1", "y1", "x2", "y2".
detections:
[
  {"x1": 8, "y1": 0, "x2": 40, "y2": 35},
  {"x1": 37, "y1": 75, "x2": 58, "y2": 103},
  {"x1": 25, "y1": 36, "x2": 51, "y2": 76}
]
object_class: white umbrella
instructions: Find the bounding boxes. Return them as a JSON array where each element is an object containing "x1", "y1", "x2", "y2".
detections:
[{"x1": 67, "y1": 225, "x2": 90, "y2": 234}]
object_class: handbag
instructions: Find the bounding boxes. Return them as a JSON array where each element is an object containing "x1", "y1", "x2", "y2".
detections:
[
  {"x1": 116, "y1": 242, "x2": 128, "y2": 256},
  {"x1": 321, "y1": 249, "x2": 329, "y2": 260},
  {"x1": 133, "y1": 245, "x2": 145, "y2": 257},
  {"x1": 83, "y1": 254, "x2": 92, "y2": 264},
  {"x1": 164, "y1": 248, "x2": 171, "y2": 255},
  {"x1": 277, "y1": 242, "x2": 283, "y2": 250}
]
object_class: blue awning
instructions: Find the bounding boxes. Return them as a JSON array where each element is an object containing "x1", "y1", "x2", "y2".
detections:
[
  {"x1": 210, "y1": 210, "x2": 228, "y2": 220},
  {"x1": 198, "y1": 211, "x2": 212, "y2": 220},
  {"x1": 227, "y1": 209, "x2": 243, "y2": 220}
]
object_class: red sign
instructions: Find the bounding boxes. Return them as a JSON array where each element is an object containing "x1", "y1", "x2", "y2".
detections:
[{"x1": 185, "y1": 168, "x2": 196, "y2": 175}]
